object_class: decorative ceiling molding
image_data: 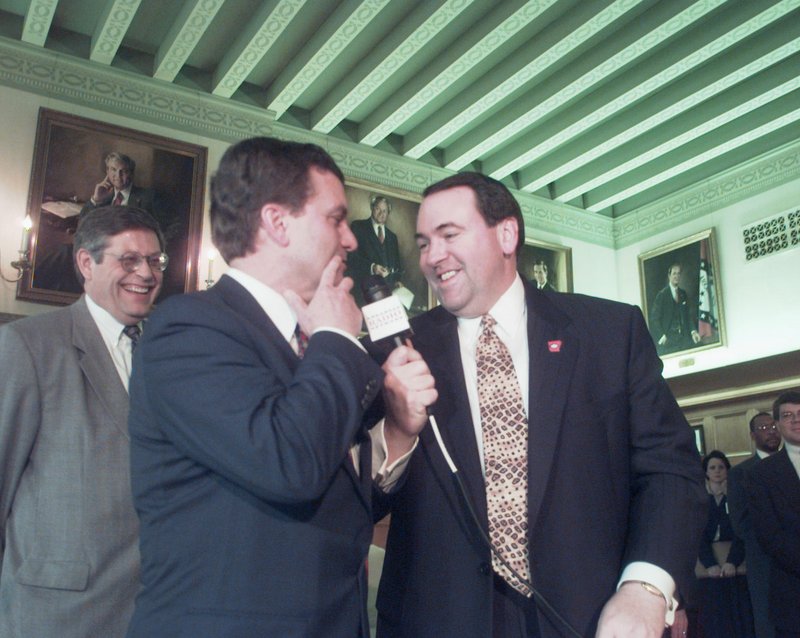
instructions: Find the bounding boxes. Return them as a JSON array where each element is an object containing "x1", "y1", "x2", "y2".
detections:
[
  {"x1": 0, "y1": 36, "x2": 796, "y2": 251},
  {"x1": 154, "y1": 0, "x2": 225, "y2": 82},
  {"x1": 21, "y1": 0, "x2": 57, "y2": 47},
  {"x1": 90, "y1": 0, "x2": 142, "y2": 65}
]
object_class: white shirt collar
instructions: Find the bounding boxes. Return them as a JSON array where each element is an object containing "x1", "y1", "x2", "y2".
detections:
[
  {"x1": 84, "y1": 293, "x2": 129, "y2": 348},
  {"x1": 457, "y1": 274, "x2": 526, "y2": 346},
  {"x1": 225, "y1": 268, "x2": 296, "y2": 343}
]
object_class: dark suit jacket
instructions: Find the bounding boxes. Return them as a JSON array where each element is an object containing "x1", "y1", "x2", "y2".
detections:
[
  {"x1": 728, "y1": 454, "x2": 775, "y2": 638},
  {"x1": 348, "y1": 218, "x2": 403, "y2": 302},
  {"x1": 748, "y1": 448, "x2": 800, "y2": 632},
  {"x1": 374, "y1": 281, "x2": 706, "y2": 638},
  {"x1": 0, "y1": 297, "x2": 139, "y2": 637},
  {"x1": 126, "y1": 275, "x2": 383, "y2": 637}
]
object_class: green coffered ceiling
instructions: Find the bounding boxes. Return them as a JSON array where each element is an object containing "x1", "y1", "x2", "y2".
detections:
[{"x1": 1, "y1": 0, "x2": 799, "y2": 244}]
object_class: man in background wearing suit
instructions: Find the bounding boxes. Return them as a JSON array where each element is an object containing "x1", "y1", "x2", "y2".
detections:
[
  {"x1": 0, "y1": 206, "x2": 166, "y2": 637},
  {"x1": 727, "y1": 411, "x2": 782, "y2": 638},
  {"x1": 348, "y1": 195, "x2": 404, "y2": 304},
  {"x1": 649, "y1": 263, "x2": 701, "y2": 355},
  {"x1": 374, "y1": 172, "x2": 706, "y2": 638},
  {"x1": 748, "y1": 390, "x2": 800, "y2": 638},
  {"x1": 126, "y1": 137, "x2": 433, "y2": 637}
]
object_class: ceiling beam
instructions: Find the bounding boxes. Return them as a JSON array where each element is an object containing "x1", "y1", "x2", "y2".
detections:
[
  {"x1": 492, "y1": 0, "x2": 800, "y2": 185},
  {"x1": 21, "y1": 0, "x2": 58, "y2": 47},
  {"x1": 154, "y1": 0, "x2": 224, "y2": 82},
  {"x1": 90, "y1": 0, "x2": 142, "y2": 65},
  {"x1": 312, "y1": 0, "x2": 479, "y2": 135},
  {"x1": 444, "y1": 0, "x2": 725, "y2": 171},
  {"x1": 354, "y1": 0, "x2": 554, "y2": 146},
  {"x1": 587, "y1": 94, "x2": 800, "y2": 211},
  {"x1": 553, "y1": 52, "x2": 800, "y2": 202},
  {"x1": 517, "y1": 14, "x2": 800, "y2": 194},
  {"x1": 400, "y1": 0, "x2": 646, "y2": 161},
  {"x1": 265, "y1": 0, "x2": 390, "y2": 119},
  {"x1": 212, "y1": 0, "x2": 305, "y2": 99}
]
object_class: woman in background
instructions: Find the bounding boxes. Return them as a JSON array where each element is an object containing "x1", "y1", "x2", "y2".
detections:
[{"x1": 696, "y1": 450, "x2": 755, "y2": 638}]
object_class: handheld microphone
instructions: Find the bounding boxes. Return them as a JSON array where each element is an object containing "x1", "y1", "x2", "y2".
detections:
[{"x1": 360, "y1": 275, "x2": 413, "y2": 348}]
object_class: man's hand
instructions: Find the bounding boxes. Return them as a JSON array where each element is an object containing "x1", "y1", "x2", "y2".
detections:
[
  {"x1": 596, "y1": 582, "x2": 666, "y2": 638},
  {"x1": 706, "y1": 565, "x2": 722, "y2": 577},
  {"x1": 691, "y1": 330, "x2": 701, "y2": 344},
  {"x1": 91, "y1": 177, "x2": 114, "y2": 205},
  {"x1": 372, "y1": 263, "x2": 390, "y2": 277},
  {"x1": 382, "y1": 343, "x2": 437, "y2": 464},
  {"x1": 285, "y1": 256, "x2": 363, "y2": 337}
]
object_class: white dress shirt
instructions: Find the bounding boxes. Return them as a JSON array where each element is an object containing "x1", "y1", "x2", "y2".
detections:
[{"x1": 84, "y1": 294, "x2": 137, "y2": 391}]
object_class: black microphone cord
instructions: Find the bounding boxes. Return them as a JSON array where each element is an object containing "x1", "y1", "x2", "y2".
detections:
[{"x1": 426, "y1": 413, "x2": 583, "y2": 638}]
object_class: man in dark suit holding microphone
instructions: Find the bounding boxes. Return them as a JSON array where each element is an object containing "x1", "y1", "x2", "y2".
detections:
[
  {"x1": 126, "y1": 137, "x2": 434, "y2": 637},
  {"x1": 374, "y1": 172, "x2": 706, "y2": 638}
]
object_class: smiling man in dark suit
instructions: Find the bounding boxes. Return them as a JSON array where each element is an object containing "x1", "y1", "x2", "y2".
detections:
[
  {"x1": 0, "y1": 206, "x2": 165, "y2": 637},
  {"x1": 126, "y1": 137, "x2": 434, "y2": 637},
  {"x1": 374, "y1": 172, "x2": 706, "y2": 638},
  {"x1": 748, "y1": 390, "x2": 800, "y2": 638}
]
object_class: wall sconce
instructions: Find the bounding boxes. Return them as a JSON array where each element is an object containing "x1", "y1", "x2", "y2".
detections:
[
  {"x1": 205, "y1": 248, "x2": 218, "y2": 289},
  {"x1": 2, "y1": 215, "x2": 33, "y2": 283}
]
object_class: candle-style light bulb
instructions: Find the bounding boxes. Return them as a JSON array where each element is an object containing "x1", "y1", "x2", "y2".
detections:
[
  {"x1": 20, "y1": 215, "x2": 33, "y2": 251},
  {"x1": 205, "y1": 247, "x2": 218, "y2": 288}
]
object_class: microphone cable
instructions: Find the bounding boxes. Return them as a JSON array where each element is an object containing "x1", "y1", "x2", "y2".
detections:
[{"x1": 427, "y1": 413, "x2": 583, "y2": 638}]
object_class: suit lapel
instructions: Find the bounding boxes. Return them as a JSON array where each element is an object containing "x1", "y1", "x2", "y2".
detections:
[
  {"x1": 211, "y1": 275, "x2": 370, "y2": 508},
  {"x1": 71, "y1": 297, "x2": 130, "y2": 438},
  {"x1": 414, "y1": 309, "x2": 488, "y2": 528},
  {"x1": 524, "y1": 283, "x2": 579, "y2": 530}
]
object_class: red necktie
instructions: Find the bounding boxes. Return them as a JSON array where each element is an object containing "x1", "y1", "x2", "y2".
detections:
[{"x1": 113, "y1": 192, "x2": 123, "y2": 206}]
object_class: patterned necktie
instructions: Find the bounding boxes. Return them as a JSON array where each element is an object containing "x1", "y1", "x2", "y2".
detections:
[
  {"x1": 123, "y1": 324, "x2": 141, "y2": 352},
  {"x1": 377, "y1": 225, "x2": 384, "y2": 244},
  {"x1": 292, "y1": 324, "x2": 309, "y2": 358},
  {"x1": 476, "y1": 314, "x2": 531, "y2": 597},
  {"x1": 113, "y1": 191, "x2": 123, "y2": 206}
]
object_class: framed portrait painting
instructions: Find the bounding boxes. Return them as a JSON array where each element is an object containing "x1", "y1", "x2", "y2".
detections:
[
  {"x1": 639, "y1": 229, "x2": 726, "y2": 358},
  {"x1": 518, "y1": 239, "x2": 573, "y2": 292},
  {"x1": 18, "y1": 108, "x2": 207, "y2": 305},
  {"x1": 344, "y1": 180, "x2": 432, "y2": 317}
]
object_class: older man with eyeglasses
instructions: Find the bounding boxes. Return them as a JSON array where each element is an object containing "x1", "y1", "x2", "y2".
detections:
[
  {"x1": 746, "y1": 391, "x2": 800, "y2": 638},
  {"x1": 0, "y1": 205, "x2": 166, "y2": 637}
]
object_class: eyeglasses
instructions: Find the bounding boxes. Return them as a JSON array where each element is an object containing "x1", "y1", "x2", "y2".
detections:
[
  {"x1": 780, "y1": 411, "x2": 800, "y2": 424},
  {"x1": 104, "y1": 252, "x2": 169, "y2": 273},
  {"x1": 754, "y1": 423, "x2": 778, "y2": 432}
]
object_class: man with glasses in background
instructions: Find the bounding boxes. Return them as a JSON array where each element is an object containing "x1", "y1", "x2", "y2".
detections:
[
  {"x1": 727, "y1": 412, "x2": 782, "y2": 638},
  {"x1": 748, "y1": 391, "x2": 800, "y2": 638},
  {"x1": 0, "y1": 206, "x2": 166, "y2": 637}
]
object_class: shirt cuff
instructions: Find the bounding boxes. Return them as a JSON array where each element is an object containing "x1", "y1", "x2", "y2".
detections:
[
  {"x1": 618, "y1": 562, "x2": 677, "y2": 626},
  {"x1": 370, "y1": 418, "x2": 416, "y2": 491}
]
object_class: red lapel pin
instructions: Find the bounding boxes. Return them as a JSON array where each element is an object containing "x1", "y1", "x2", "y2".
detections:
[{"x1": 548, "y1": 340, "x2": 562, "y2": 352}]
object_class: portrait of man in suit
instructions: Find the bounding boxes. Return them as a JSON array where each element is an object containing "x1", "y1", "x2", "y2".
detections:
[
  {"x1": 374, "y1": 172, "x2": 706, "y2": 638},
  {"x1": 126, "y1": 137, "x2": 433, "y2": 637},
  {"x1": 648, "y1": 263, "x2": 701, "y2": 355},
  {"x1": 531, "y1": 259, "x2": 555, "y2": 292},
  {"x1": 728, "y1": 411, "x2": 782, "y2": 638},
  {"x1": 0, "y1": 206, "x2": 166, "y2": 637},
  {"x1": 748, "y1": 390, "x2": 800, "y2": 638},
  {"x1": 347, "y1": 195, "x2": 404, "y2": 305}
]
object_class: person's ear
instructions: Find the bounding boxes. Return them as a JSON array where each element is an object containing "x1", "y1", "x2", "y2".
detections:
[
  {"x1": 260, "y1": 203, "x2": 290, "y2": 247},
  {"x1": 75, "y1": 248, "x2": 96, "y2": 282},
  {"x1": 497, "y1": 217, "x2": 519, "y2": 256}
]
